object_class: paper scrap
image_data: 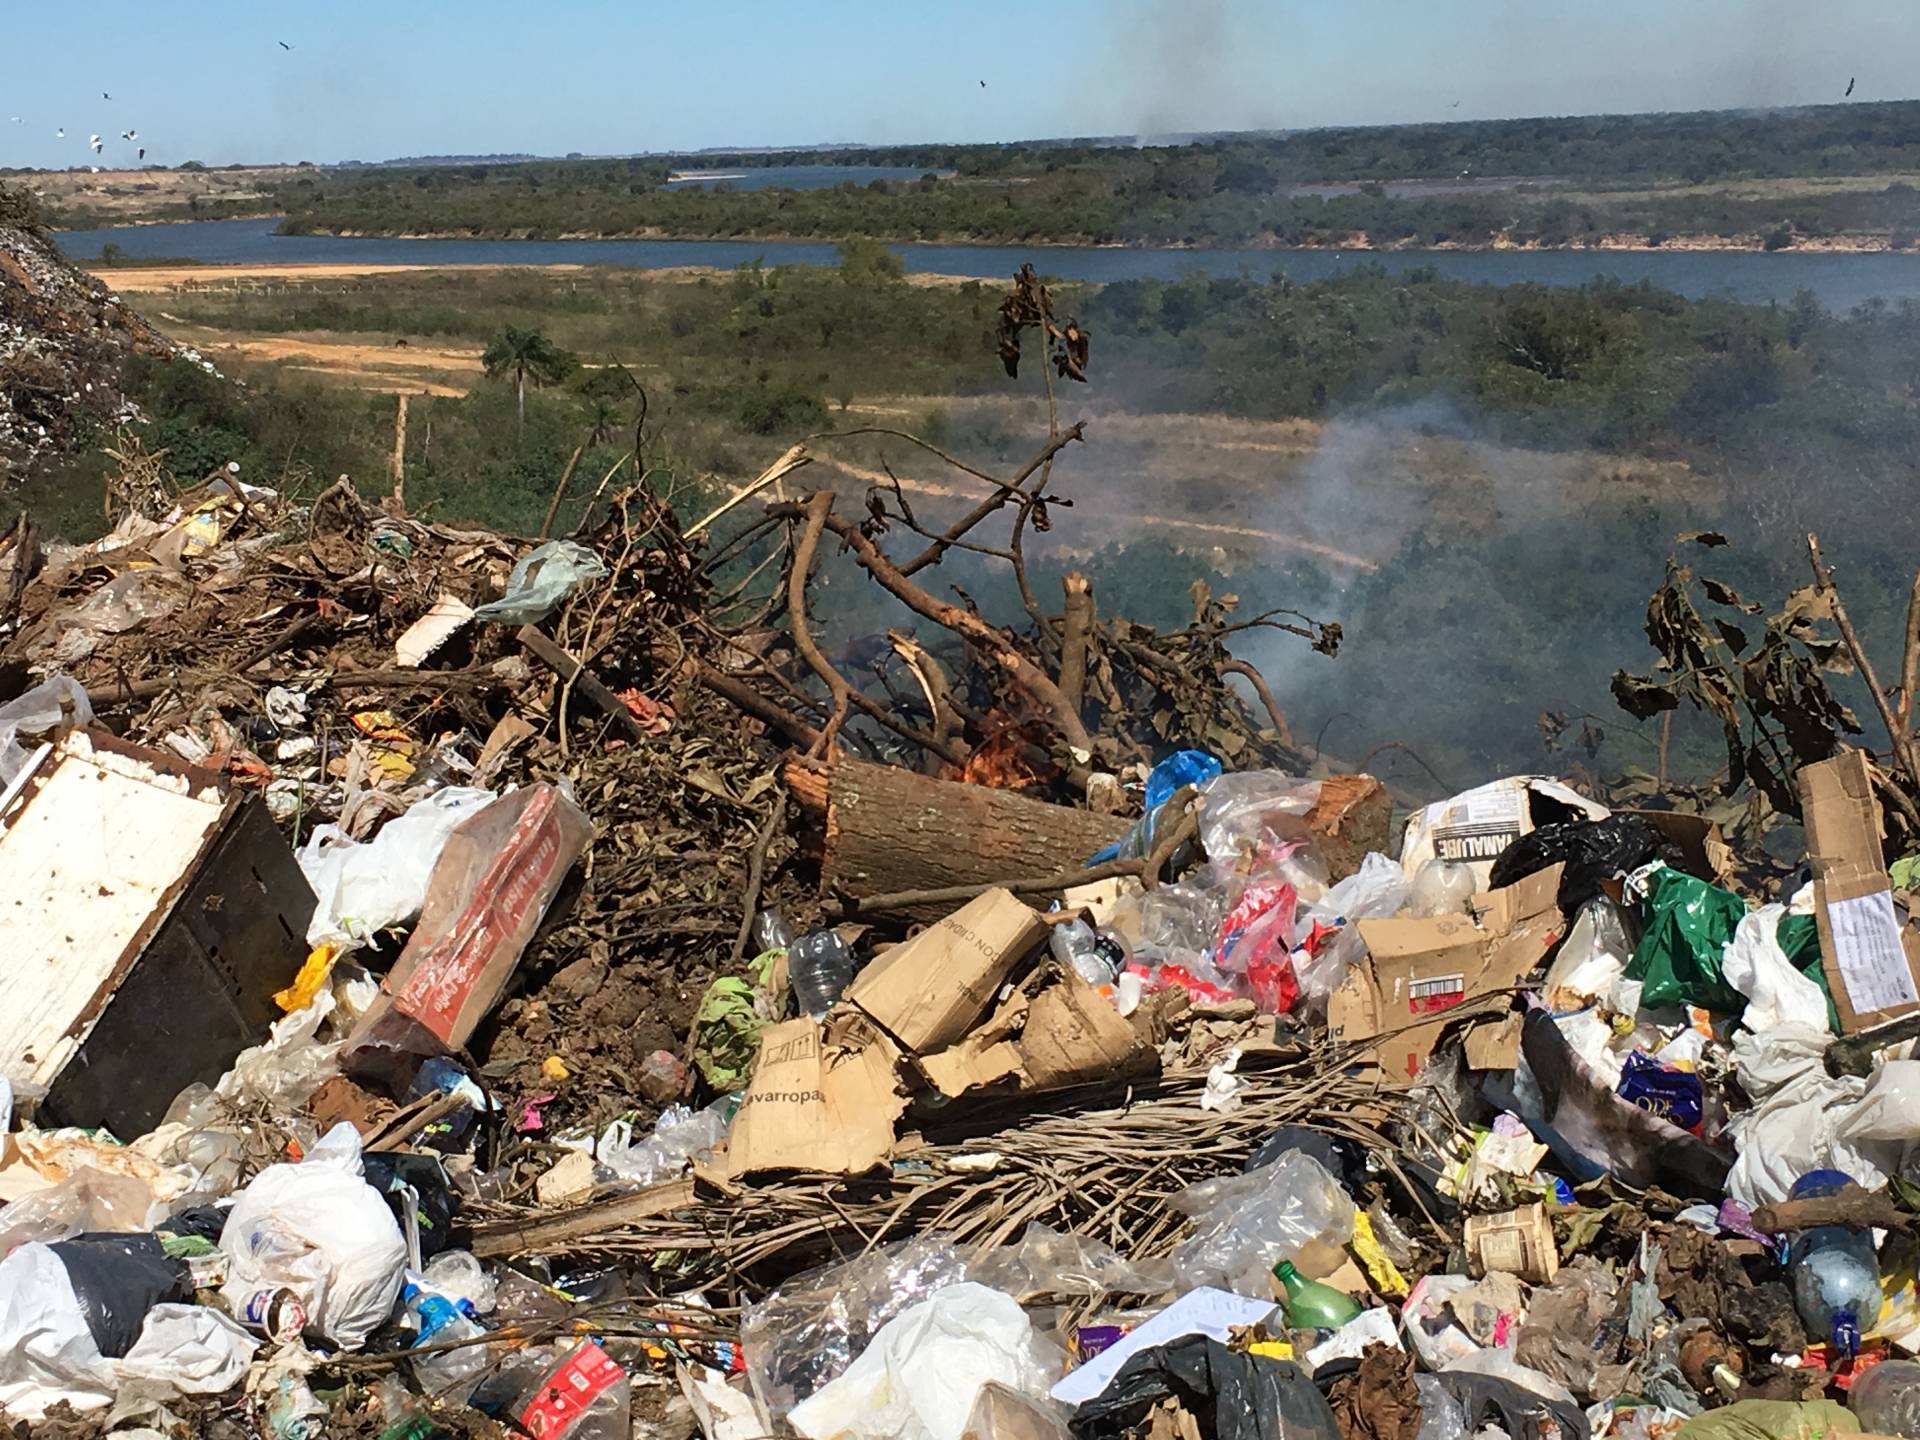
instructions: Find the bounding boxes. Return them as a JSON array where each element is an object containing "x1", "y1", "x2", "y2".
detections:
[
  {"x1": 1830, "y1": 889, "x2": 1920, "y2": 1012},
  {"x1": 1050, "y1": 1287, "x2": 1273, "y2": 1406}
]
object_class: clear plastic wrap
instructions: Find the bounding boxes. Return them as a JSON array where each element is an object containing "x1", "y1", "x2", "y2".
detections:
[
  {"x1": 1167, "y1": 1150, "x2": 1355, "y2": 1296},
  {"x1": 968, "y1": 1222, "x2": 1172, "y2": 1300},
  {"x1": 1198, "y1": 771, "x2": 1322, "y2": 868},
  {"x1": 742, "y1": 1234, "x2": 969, "y2": 1423}
]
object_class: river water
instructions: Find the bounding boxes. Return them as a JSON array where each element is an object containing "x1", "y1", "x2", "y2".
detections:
[{"x1": 53, "y1": 216, "x2": 1920, "y2": 309}]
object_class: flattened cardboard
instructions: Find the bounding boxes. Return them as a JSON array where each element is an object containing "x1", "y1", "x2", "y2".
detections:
[
  {"x1": 724, "y1": 1018, "x2": 906, "y2": 1177},
  {"x1": 844, "y1": 887, "x2": 1046, "y2": 1052},
  {"x1": 1801, "y1": 751, "x2": 1920, "y2": 1033},
  {"x1": 1330, "y1": 864, "x2": 1564, "y2": 1081},
  {"x1": 1627, "y1": 809, "x2": 1735, "y2": 888}
]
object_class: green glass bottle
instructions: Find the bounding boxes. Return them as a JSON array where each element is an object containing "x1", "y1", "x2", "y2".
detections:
[{"x1": 1272, "y1": 1259, "x2": 1363, "y2": 1330}]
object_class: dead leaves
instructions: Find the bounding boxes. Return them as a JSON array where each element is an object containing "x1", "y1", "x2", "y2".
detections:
[{"x1": 995, "y1": 264, "x2": 1092, "y2": 383}]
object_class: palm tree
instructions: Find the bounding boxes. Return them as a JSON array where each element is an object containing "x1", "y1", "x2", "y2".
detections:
[
  {"x1": 585, "y1": 395, "x2": 625, "y2": 447},
  {"x1": 482, "y1": 326, "x2": 576, "y2": 434}
]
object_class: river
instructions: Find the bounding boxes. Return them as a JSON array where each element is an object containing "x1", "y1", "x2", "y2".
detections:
[{"x1": 53, "y1": 216, "x2": 1920, "y2": 309}]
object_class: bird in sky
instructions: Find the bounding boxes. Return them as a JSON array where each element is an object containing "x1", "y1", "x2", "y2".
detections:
[
  {"x1": 102, "y1": 92, "x2": 111, "y2": 100},
  {"x1": 1846, "y1": 77, "x2": 1856, "y2": 96},
  {"x1": 88, "y1": 134, "x2": 102, "y2": 153},
  {"x1": 121, "y1": 129, "x2": 137, "y2": 141},
  {"x1": 1451, "y1": 100, "x2": 1461, "y2": 108},
  {"x1": 7, "y1": 117, "x2": 19, "y2": 124},
  {"x1": 136, "y1": 147, "x2": 145, "y2": 160},
  {"x1": 279, "y1": 40, "x2": 293, "y2": 50},
  {"x1": 55, "y1": 127, "x2": 65, "y2": 138},
  {"x1": 979, "y1": 79, "x2": 986, "y2": 88}
]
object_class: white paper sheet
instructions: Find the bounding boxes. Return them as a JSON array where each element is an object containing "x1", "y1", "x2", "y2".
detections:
[
  {"x1": 1830, "y1": 889, "x2": 1919, "y2": 1013},
  {"x1": 1050, "y1": 1286, "x2": 1274, "y2": 1407}
]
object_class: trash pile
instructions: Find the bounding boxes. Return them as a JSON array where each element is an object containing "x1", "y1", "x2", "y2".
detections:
[
  {"x1": 0, "y1": 209, "x2": 182, "y2": 481},
  {"x1": 9, "y1": 396, "x2": 1920, "y2": 1440}
]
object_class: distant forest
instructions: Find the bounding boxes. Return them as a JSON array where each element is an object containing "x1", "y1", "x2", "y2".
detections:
[{"x1": 261, "y1": 102, "x2": 1920, "y2": 249}]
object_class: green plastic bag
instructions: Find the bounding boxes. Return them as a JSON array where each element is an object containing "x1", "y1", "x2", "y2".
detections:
[{"x1": 1627, "y1": 865, "x2": 1836, "y2": 1027}]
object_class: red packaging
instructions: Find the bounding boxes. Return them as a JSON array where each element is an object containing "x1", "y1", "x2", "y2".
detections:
[
  {"x1": 344, "y1": 784, "x2": 590, "y2": 1082},
  {"x1": 518, "y1": 1339, "x2": 629, "y2": 1440}
]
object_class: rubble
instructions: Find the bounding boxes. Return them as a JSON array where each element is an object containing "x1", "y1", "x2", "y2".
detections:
[{"x1": 12, "y1": 265, "x2": 1920, "y2": 1440}]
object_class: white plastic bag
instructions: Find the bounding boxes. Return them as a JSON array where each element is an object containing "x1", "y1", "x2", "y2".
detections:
[
  {"x1": 299, "y1": 786, "x2": 496, "y2": 949},
  {"x1": 1167, "y1": 1150, "x2": 1354, "y2": 1296},
  {"x1": 215, "y1": 992, "x2": 342, "y2": 1113},
  {"x1": 1543, "y1": 898, "x2": 1633, "y2": 1003},
  {"x1": 1297, "y1": 853, "x2": 1411, "y2": 1011},
  {"x1": 0, "y1": 1242, "x2": 115, "y2": 1418},
  {"x1": 114, "y1": 1304, "x2": 258, "y2": 1394},
  {"x1": 1723, "y1": 892, "x2": 1830, "y2": 1035},
  {"x1": 218, "y1": 1123, "x2": 408, "y2": 1350},
  {"x1": 1197, "y1": 771, "x2": 1322, "y2": 869},
  {"x1": 1724, "y1": 1024, "x2": 1887, "y2": 1207},
  {"x1": 471, "y1": 541, "x2": 608, "y2": 624},
  {"x1": 788, "y1": 1283, "x2": 1061, "y2": 1440}
]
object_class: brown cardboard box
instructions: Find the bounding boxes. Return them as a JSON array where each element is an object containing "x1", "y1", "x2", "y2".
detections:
[
  {"x1": 1801, "y1": 752, "x2": 1920, "y2": 1033},
  {"x1": 919, "y1": 967, "x2": 1155, "y2": 1099},
  {"x1": 724, "y1": 1017, "x2": 907, "y2": 1177},
  {"x1": 845, "y1": 887, "x2": 1047, "y2": 1052},
  {"x1": 1399, "y1": 778, "x2": 1606, "y2": 889},
  {"x1": 1329, "y1": 863, "x2": 1565, "y2": 1081}
]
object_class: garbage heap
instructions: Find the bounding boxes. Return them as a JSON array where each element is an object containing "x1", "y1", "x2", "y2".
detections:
[{"x1": 6, "y1": 469, "x2": 1920, "y2": 1440}]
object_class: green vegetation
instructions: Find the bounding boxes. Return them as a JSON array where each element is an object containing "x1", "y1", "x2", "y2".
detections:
[
  {"x1": 482, "y1": 326, "x2": 576, "y2": 431},
  {"x1": 265, "y1": 103, "x2": 1920, "y2": 249}
]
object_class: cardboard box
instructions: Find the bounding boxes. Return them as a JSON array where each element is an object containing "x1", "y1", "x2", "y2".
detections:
[
  {"x1": 1399, "y1": 778, "x2": 1607, "y2": 889},
  {"x1": 1463, "y1": 1203, "x2": 1559, "y2": 1284},
  {"x1": 1329, "y1": 863, "x2": 1565, "y2": 1080},
  {"x1": 919, "y1": 967, "x2": 1156, "y2": 1099},
  {"x1": 724, "y1": 1016, "x2": 907, "y2": 1177},
  {"x1": 845, "y1": 886, "x2": 1046, "y2": 1052},
  {"x1": 1801, "y1": 751, "x2": 1920, "y2": 1033}
]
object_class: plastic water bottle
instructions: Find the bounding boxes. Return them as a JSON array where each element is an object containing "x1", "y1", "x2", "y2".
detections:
[
  {"x1": 789, "y1": 929, "x2": 855, "y2": 1018},
  {"x1": 1785, "y1": 1169, "x2": 1882, "y2": 1355},
  {"x1": 403, "y1": 1280, "x2": 489, "y2": 1400},
  {"x1": 1050, "y1": 919, "x2": 1127, "y2": 987}
]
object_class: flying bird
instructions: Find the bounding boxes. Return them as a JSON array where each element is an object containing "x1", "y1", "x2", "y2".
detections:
[
  {"x1": 55, "y1": 127, "x2": 65, "y2": 139},
  {"x1": 89, "y1": 134, "x2": 102, "y2": 153},
  {"x1": 1846, "y1": 76, "x2": 1856, "y2": 96},
  {"x1": 979, "y1": 79, "x2": 986, "y2": 88},
  {"x1": 122, "y1": 129, "x2": 137, "y2": 141},
  {"x1": 1451, "y1": 100, "x2": 1461, "y2": 108},
  {"x1": 102, "y1": 92, "x2": 111, "y2": 100},
  {"x1": 136, "y1": 147, "x2": 145, "y2": 160},
  {"x1": 278, "y1": 40, "x2": 293, "y2": 50}
]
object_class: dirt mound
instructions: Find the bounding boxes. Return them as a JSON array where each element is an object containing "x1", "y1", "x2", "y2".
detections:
[{"x1": 0, "y1": 193, "x2": 180, "y2": 482}]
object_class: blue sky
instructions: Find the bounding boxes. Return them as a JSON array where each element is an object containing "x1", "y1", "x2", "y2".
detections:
[{"x1": 0, "y1": 0, "x2": 1908, "y2": 170}]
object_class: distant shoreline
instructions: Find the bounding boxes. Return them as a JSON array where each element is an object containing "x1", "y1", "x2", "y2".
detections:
[{"x1": 198, "y1": 222, "x2": 1912, "y2": 256}]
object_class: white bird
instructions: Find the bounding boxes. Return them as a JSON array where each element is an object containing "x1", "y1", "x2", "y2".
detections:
[
  {"x1": 136, "y1": 147, "x2": 145, "y2": 160},
  {"x1": 102, "y1": 91, "x2": 111, "y2": 100},
  {"x1": 88, "y1": 134, "x2": 102, "y2": 153},
  {"x1": 7, "y1": 117, "x2": 19, "y2": 124},
  {"x1": 121, "y1": 129, "x2": 137, "y2": 141},
  {"x1": 55, "y1": 127, "x2": 65, "y2": 138}
]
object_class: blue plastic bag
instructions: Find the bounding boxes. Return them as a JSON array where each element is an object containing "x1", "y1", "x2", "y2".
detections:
[{"x1": 1089, "y1": 750, "x2": 1223, "y2": 864}]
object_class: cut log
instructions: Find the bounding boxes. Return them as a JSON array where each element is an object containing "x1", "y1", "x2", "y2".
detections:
[
  {"x1": 788, "y1": 757, "x2": 1128, "y2": 920},
  {"x1": 1306, "y1": 774, "x2": 1393, "y2": 882}
]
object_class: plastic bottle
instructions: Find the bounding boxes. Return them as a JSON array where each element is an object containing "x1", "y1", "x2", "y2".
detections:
[
  {"x1": 1271, "y1": 1259, "x2": 1364, "y2": 1330},
  {"x1": 1409, "y1": 860, "x2": 1476, "y2": 917},
  {"x1": 403, "y1": 1280, "x2": 490, "y2": 1400},
  {"x1": 788, "y1": 929, "x2": 855, "y2": 1018},
  {"x1": 1785, "y1": 1169, "x2": 1881, "y2": 1356},
  {"x1": 1849, "y1": 1358, "x2": 1920, "y2": 1437},
  {"x1": 1050, "y1": 919, "x2": 1128, "y2": 987},
  {"x1": 754, "y1": 908, "x2": 794, "y2": 953}
]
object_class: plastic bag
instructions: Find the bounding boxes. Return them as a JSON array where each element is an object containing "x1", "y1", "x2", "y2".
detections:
[
  {"x1": 216, "y1": 992, "x2": 341, "y2": 1113},
  {"x1": 218, "y1": 1123, "x2": 409, "y2": 1350},
  {"x1": 0, "y1": 1166, "x2": 159, "y2": 1254},
  {"x1": 1723, "y1": 1024, "x2": 1891, "y2": 1208},
  {"x1": 1198, "y1": 770, "x2": 1321, "y2": 869},
  {"x1": 46, "y1": 1233, "x2": 188, "y2": 1357},
  {"x1": 298, "y1": 786, "x2": 496, "y2": 949},
  {"x1": 1297, "y1": 853, "x2": 1411, "y2": 1011},
  {"x1": 965, "y1": 1382, "x2": 1072, "y2": 1440},
  {"x1": 1514, "y1": 1261, "x2": 1622, "y2": 1394},
  {"x1": 511, "y1": 1339, "x2": 630, "y2": 1440},
  {"x1": 1490, "y1": 815, "x2": 1679, "y2": 913},
  {"x1": 472, "y1": 540, "x2": 609, "y2": 624},
  {"x1": 1432, "y1": 1351, "x2": 1589, "y2": 1440},
  {"x1": 969, "y1": 1222, "x2": 1173, "y2": 1300},
  {"x1": 1414, "y1": 1375, "x2": 1469, "y2": 1440},
  {"x1": 1091, "y1": 751, "x2": 1223, "y2": 865},
  {"x1": 114, "y1": 1304, "x2": 258, "y2": 1394},
  {"x1": 789, "y1": 1283, "x2": 1063, "y2": 1440},
  {"x1": 1627, "y1": 864, "x2": 1832, "y2": 1018},
  {"x1": 0, "y1": 674, "x2": 89, "y2": 785},
  {"x1": 1402, "y1": 1274, "x2": 1484, "y2": 1370},
  {"x1": 1167, "y1": 1150, "x2": 1354, "y2": 1296},
  {"x1": 1723, "y1": 896, "x2": 1838, "y2": 1035},
  {"x1": 0, "y1": 1242, "x2": 116, "y2": 1418},
  {"x1": 594, "y1": 1099, "x2": 731, "y2": 1188},
  {"x1": 1676, "y1": 1399, "x2": 1858, "y2": 1440},
  {"x1": 1543, "y1": 897, "x2": 1634, "y2": 1003},
  {"x1": 1067, "y1": 1334, "x2": 1340, "y2": 1440},
  {"x1": 743, "y1": 1234, "x2": 970, "y2": 1423}
]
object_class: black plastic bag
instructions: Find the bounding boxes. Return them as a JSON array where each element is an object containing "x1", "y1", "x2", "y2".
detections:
[
  {"x1": 46, "y1": 1233, "x2": 189, "y2": 1358},
  {"x1": 1243, "y1": 1126, "x2": 1368, "y2": 1191},
  {"x1": 1489, "y1": 815, "x2": 1679, "y2": 913},
  {"x1": 1428, "y1": 1370, "x2": 1590, "y2": 1440},
  {"x1": 363, "y1": 1151, "x2": 459, "y2": 1259},
  {"x1": 1070, "y1": 1335, "x2": 1339, "y2": 1440}
]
